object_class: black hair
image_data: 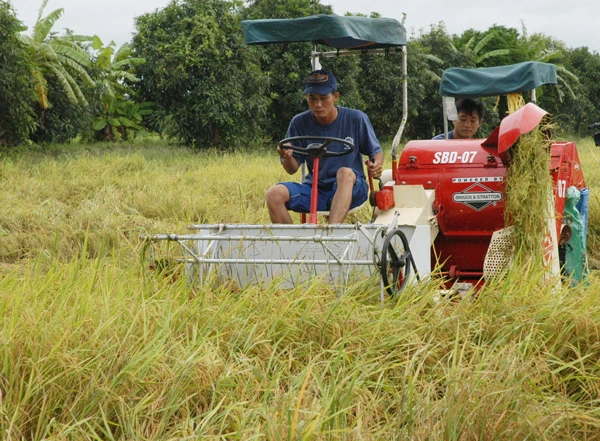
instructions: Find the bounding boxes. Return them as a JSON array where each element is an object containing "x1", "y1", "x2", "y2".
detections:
[{"x1": 456, "y1": 98, "x2": 485, "y2": 120}]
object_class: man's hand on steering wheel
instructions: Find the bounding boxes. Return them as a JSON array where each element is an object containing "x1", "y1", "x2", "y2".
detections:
[
  {"x1": 277, "y1": 136, "x2": 355, "y2": 158},
  {"x1": 277, "y1": 144, "x2": 294, "y2": 161}
]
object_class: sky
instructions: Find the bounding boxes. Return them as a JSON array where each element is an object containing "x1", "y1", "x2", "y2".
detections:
[{"x1": 10, "y1": 0, "x2": 600, "y2": 54}]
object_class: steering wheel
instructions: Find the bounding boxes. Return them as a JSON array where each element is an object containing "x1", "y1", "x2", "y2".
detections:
[{"x1": 277, "y1": 136, "x2": 355, "y2": 158}]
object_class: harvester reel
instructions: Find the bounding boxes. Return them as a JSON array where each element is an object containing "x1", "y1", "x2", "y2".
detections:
[
  {"x1": 278, "y1": 136, "x2": 355, "y2": 157},
  {"x1": 380, "y1": 228, "x2": 414, "y2": 296}
]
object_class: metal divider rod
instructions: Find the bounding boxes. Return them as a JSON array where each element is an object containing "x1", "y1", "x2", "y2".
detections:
[
  {"x1": 187, "y1": 224, "x2": 365, "y2": 230},
  {"x1": 313, "y1": 48, "x2": 403, "y2": 58},
  {"x1": 177, "y1": 258, "x2": 375, "y2": 265},
  {"x1": 151, "y1": 234, "x2": 360, "y2": 242}
]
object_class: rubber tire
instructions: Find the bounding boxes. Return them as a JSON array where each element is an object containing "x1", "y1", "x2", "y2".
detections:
[{"x1": 380, "y1": 228, "x2": 412, "y2": 296}]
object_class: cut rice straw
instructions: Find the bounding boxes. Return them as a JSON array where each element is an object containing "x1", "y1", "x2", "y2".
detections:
[{"x1": 503, "y1": 123, "x2": 554, "y2": 273}]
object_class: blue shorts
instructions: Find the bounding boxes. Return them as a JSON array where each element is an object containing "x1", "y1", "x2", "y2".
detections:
[{"x1": 280, "y1": 171, "x2": 369, "y2": 213}]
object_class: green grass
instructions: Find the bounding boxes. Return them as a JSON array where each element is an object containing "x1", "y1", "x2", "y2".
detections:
[{"x1": 1, "y1": 139, "x2": 600, "y2": 439}]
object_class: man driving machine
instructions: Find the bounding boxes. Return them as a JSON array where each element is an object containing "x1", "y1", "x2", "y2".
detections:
[{"x1": 265, "y1": 70, "x2": 383, "y2": 224}]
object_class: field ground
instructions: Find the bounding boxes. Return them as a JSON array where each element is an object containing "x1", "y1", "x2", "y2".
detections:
[{"x1": 1, "y1": 138, "x2": 600, "y2": 439}]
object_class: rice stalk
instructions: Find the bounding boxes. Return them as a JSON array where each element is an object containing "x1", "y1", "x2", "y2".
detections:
[{"x1": 503, "y1": 124, "x2": 554, "y2": 273}]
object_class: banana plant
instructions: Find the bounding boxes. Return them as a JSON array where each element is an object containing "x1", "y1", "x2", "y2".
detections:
[
  {"x1": 90, "y1": 36, "x2": 152, "y2": 141},
  {"x1": 519, "y1": 28, "x2": 580, "y2": 101},
  {"x1": 93, "y1": 93, "x2": 152, "y2": 141},
  {"x1": 19, "y1": 0, "x2": 94, "y2": 109},
  {"x1": 92, "y1": 37, "x2": 146, "y2": 97},
  {"x1": 450, "y1": 31, "x2": 511, "y2": 66}
]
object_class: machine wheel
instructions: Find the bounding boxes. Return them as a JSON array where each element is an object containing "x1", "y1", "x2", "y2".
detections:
[{"x1": 380, "y1": 228, "x2": 412, "y2": 296}]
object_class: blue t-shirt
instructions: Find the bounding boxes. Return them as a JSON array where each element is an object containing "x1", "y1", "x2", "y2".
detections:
[
  {"x1": 432, "y1": 130, "x2": 455, "y2": 140},
  {"x1": 286, "y1": 106, "x2": 382, "y2": 189}
]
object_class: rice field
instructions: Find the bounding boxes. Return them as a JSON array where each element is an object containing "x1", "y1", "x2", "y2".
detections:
[{"x1": 1, "y1": 138, "x2": 600, "y2": 440}]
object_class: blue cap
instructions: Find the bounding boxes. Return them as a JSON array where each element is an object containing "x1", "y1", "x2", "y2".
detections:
[{"x1": 302, "y1": 70, "x2": 337, "y2": 95}]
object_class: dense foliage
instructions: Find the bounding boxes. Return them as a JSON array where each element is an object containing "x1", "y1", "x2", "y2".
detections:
[
  {"x1": 0, "y1": 1, "x2": 36, "y2": 146},
  {"x1": 550, "y1": 47, "x2": 600, "y2": 134},
  {"x1": 4, "y1": 0, "x2": 600, "y2": 146},
  {"x1": 132, "y1": 0, "x2": 270, "y2": 146},
  {"x1": 240, "y1": 0, "x2": 333, "y2": 139},
  {"x1": 91, "y1": 40, "x2": 151, "y2": 142},
  {"x1": 29, "y1": 74, "x2": 100, "y2": 144}
]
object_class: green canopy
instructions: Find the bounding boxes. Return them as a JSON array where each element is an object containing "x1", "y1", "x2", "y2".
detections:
[
  {"x1": 241, "y1": 14, "x2": 406, "y2": 49},
  {"x1": 439, "y1": 61, "x2": 558, "y2": 98}
]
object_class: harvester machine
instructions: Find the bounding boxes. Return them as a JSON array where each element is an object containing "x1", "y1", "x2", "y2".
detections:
[{"x1": 143, "y1": 16, "x2": 590, "y2": 299}]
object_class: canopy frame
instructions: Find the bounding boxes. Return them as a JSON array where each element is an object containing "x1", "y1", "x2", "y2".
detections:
[
  {"x1": 439, "y1": 62, "x2": 558, "y2": 140},
  {"x1": 241, "y1": 14, "x2": 408, "y2": 160}
]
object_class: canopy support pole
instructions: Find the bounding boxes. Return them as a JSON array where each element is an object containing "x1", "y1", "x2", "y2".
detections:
[
  {"x1": 391, "y1": 45, "x2": 408, "y2": 161},
  {"x1": 442, "y1": 97, "x2": 449, "y2": 139},
  {"x1": 311, "y1": 43, "x2": 321, "y2": 70}
]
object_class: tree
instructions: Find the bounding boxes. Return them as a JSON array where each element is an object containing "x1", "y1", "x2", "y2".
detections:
[
  {"x1": 17, "y1": 0, "x2": 100, "y2": 143},
  {"x1": 29, "y1": 73, "x2": 101, "y2": 144},
  {"x1": 132, "y1": 0, "x2": 269, "y2": 147},
  {"x1": 91, "y1": 38, "x2": 151, "y2": 141},
  {"x1": 549, "y1": 47, "x2": 600, "y2": 134},
  {"x1": 0, "y1": 1, "x2": 36, "y2": 146},
  {"x1": 451, "y1": 27, "x2": 515, "y2": 68},
  {"x1": 93, "y1": 94, "x2": 152, "y2": 141},
  {"x1": 241, "y1": 0, "x2": 333, "y2": 140},
  {"x1": 519, "y1": 31, "x2": 580, "y2": 104},
  {"x1": 19, "y1": 0, "x2": 95, "y2": 110},
  {"x1": 403, "y1": 23, "x2": 464, "y2": 139},
  {"x1": 92, "y1": 38, "x2": 145, "y2": 98}
]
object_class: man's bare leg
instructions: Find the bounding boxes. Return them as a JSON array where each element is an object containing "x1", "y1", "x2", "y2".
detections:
[
  {"x1": 266, "y1": 184, "x2": 293, "y2": 224},
  {"x1": 328, "y1": 168, "x2": 356, "y2": 224}
]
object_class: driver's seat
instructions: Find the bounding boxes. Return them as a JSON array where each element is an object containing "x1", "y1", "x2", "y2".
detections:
[{"x1": 300, "y1": 203, "x2": 367, "y2": 223}]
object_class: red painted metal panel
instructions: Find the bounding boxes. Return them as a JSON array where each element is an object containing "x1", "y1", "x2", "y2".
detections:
[
  {"x1": 392, "y1": 128, "x2": 587, "y2": 284},
  {"x1": 550, "y1": 142, "x2": 587, "y2": 237},
  {"x1": 497, "y1": 103, "x2": 548, "y2": 153}
]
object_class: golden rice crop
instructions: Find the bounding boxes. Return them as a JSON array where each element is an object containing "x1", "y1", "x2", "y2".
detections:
[{"x1": 1, "y1": 140, "x2": 600, "y2": 439}]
